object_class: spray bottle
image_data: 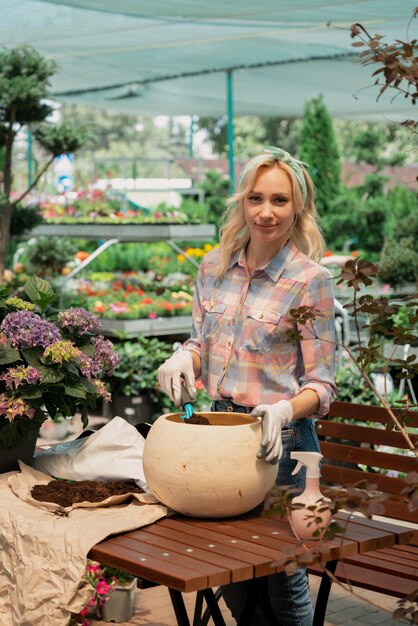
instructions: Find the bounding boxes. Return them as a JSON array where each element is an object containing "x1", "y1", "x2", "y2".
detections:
[{"x1": 290, "y1": 451, "x2": 331, "y2": 541}]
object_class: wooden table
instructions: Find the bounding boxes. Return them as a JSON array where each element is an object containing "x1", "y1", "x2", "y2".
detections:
[{"x1": 89, "y1": 512, "x2": 414, "y2": 626}]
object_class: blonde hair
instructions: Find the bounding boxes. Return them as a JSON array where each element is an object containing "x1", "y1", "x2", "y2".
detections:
[{"x1": 215, "y1": 153, "x2": 325, "y2": 277}]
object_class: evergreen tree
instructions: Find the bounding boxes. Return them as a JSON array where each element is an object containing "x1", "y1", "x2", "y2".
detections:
[
  {"x1": 0, "y1": 46, "x2": 87, "y2": 281},
  {"x1": 299, "y1": 95, "x2": 341, "y2": 218}
]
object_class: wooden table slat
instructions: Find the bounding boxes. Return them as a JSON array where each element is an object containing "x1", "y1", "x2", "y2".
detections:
[
  {"x1": 335, "y1": 512, "x2": 416, "y2": 544},
  {"x1": 385, "y1": 544, "x2": 418, "y2": 556},
  {"x1": 269, "y1": 513, "x2": 394, "y2": 549},
  {"x1": 158, "y1": 517, "x2": 295, "y2": 560},
  {"x1": 345, "y1": 550, "x2": 418, "y2": 574},
  {"x1": 117, "y1": 528, "x2": 249, "y2": 584},
  {"x1": 103, "y1": 534, "x2": 230, "y2": 588},
  {"x1": 309, "y1": 561, "x2": 418, "y2": 597},
  {"x1": 140, "y1": 521, "x2": 262, "y2": 581},
  {"x1": 174, "y1": 515, "x2": 359, "y2": 562},
  {"x1": 89, "y1": 542, "x2": 207, "y2": 592},
  {"x1": 370, "y1": 546, "x2": 418, "y2": 566}
]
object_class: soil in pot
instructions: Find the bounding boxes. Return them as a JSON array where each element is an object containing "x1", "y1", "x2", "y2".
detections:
[
  {"x1": 185, "y1": 414, "x2": 210, "y2": 425},
  {"x1": 31, "y1": 480, "x2": 143, "y2": 507}
]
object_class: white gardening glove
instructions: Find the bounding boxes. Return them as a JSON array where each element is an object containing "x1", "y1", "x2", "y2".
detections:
[
  {"x1": 157, "y1": 350, "x2": 196, "y2": 407},
  {"x1": 251, "y1": 400, "x2": 293, "y2": 465}
]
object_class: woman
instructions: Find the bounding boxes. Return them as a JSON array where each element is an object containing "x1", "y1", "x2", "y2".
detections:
[{"x1": 157, "y1": 146, "x2": 336, "y2": 626}]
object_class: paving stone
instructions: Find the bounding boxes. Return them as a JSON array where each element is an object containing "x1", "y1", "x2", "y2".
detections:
[
  {"x1": 86, "y1": 578, "x2": 406, "y2": 626},
  {"x1": 326, "y1": 604, "x2": 381, "y2": 624}
]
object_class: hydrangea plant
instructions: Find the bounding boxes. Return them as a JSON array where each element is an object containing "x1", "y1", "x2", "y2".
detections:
[{"x1": 0, "y1": 276, "x2": 120, "y2": 448}]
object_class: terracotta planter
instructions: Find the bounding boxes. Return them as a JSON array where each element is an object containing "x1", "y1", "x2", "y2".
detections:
[
  {"x1": 100, "y1": 578, "x2": 137, "y2": 622},
  {"x1": 142, "y1": 412, "x2": 277, "y2": 517}
]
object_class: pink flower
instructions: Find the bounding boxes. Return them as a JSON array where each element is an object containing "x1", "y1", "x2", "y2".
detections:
[
  {"x1": 96, "y1": 579, "x2": 111, "y2": 596},
  {"x1": 149, "y1": 311, "x2": 157, "y2": 319},
  {"x1": 110, "y1": 302, "x2": 129, "y2": 314}
]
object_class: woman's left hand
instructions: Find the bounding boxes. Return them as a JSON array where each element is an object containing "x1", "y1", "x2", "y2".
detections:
[{"x1": 251, "y1": 400, "x2": 293, "y2": 464}]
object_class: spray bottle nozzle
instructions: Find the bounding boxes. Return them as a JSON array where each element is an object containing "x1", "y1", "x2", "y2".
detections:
[{"x1": 291, "y1": 451, "x2": 323, "y2": 478}]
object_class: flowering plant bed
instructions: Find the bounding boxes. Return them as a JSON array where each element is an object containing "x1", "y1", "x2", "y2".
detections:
[
  {"x1": 0, "y1": 276, "x2": 119, "y2": 448},
  {"x1": 44, "y1": 214, "x2": 196, "y2": 224},
  {"x1": 62, "y1": 271, "x2": 194, "y2": 320},
  {"x1": 40, "y1": 188, "x2": 194, "y2": 224}
]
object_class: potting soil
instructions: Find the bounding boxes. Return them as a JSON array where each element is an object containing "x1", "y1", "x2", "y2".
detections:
[
  {"x1": 185, "y1": 414, "x2": 210, "y2": 424},
  {"x1": 31, "y1": 479, "x2": 143, "y2": 508}
]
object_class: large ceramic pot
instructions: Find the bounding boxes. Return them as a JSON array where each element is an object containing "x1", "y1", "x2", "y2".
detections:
[{"x1": 142, "y1": 412, "x2": 277, "y2": 517}]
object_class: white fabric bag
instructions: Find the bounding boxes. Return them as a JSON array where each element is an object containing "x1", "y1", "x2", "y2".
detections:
[{"x1": 33, "y1": 416, "x2": 148, "y2": 491}]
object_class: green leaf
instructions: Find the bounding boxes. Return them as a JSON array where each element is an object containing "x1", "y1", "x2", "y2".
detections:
[
  {"x1": 19, "y1": 387, "x2": 43, "y2": 399},
  {"x1": 22, "y1": 347, "x2": 44, "y2": 367},
  {"x1": 25, "y1": 275, "x2": 54, "y2": 301},
  {"x1": 37, "y1": 366, "x2": 65, "y2": 384},
  {"x1": 80, "y1": 378, "x2": 97, "y2": 394},
  {"x1": 64, "y1": 363, "x2": 79, "y2": 376},
  {"x1": 24, "y1": 276, "x2": 57, "y2": 311},
  {"x1": 64, "y1": 385, "x2": 86, "y2": 399},
  {"x1": 80, "y1": 405, "x2": 89, "y2": 429},
  {"x1": 0, "y1": 346, "x2": 21, "y2": 365},
  {"x1": 79, "y1": 343, "x2": 96, "y2": 358}
]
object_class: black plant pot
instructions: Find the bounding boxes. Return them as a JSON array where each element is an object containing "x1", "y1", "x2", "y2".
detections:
[
  {"x1": 110, "y1": 394, "x2": 154, "y2": 425},
  {"x1": 0, "y1": 432, "x2": 39, "y2": 473}
]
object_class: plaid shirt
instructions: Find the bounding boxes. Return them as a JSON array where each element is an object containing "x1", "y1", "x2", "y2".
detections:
[{"x1": 185, "y1": 241, "x2": 336, "y2": 415}]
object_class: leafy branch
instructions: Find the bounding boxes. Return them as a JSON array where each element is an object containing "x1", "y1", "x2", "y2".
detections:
[
  {"x1": 328, "y1": 8, "x2": 418, "y2": 132},
  {"x1": 287, "y1": 258, "x2": 418, "y2": 452}
]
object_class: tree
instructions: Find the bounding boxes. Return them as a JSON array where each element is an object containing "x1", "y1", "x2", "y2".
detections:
[
  {"x1": 0, "y1": 46, "x2": 87, "y2": 281},
  {"x1": 352, "y1": 127, "x2": 406, "y2": 169},
  {"x1": 197, "y1": 115, "x2": 301, "y2": 157},
  {"x1": 299, "y1": 95, "x2": 341, "y2": 218}
]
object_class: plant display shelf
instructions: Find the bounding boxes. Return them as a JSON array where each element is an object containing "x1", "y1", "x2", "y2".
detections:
[
  {"x1": 99, "y1": 315, "x2": 192, "y2": 338},
  {"x1": 24, "y1": 223, "x2": 215, "y2": 242},
  {"x1": 24, "y1": 222, "x2": 216, "y2": 338}
]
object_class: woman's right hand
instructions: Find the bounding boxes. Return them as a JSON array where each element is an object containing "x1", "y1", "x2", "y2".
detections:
[{"x1": 157, "y1": 350, "x2": 196, "y2": 407}]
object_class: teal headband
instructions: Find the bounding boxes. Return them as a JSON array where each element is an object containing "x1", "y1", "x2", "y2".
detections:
[{"x1": 237, "y1": 146, "x2": 309, "y2": 203}]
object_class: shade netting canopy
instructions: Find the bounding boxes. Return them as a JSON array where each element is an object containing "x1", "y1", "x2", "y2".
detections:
[{"x1": 1, "y1": 0, "x2": 416, "y2": 120}]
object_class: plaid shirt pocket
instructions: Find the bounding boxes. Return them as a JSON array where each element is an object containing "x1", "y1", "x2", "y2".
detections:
[{"x1": 241, "y1": 307, "x2": 280, "y2": 352}]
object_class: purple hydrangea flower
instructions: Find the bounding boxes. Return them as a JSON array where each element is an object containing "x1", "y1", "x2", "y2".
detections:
[
  {"x1": 0, "y1": 311, "x2": 61, "y2": 349},
  {"x1": 58, "y1": 308, "x2": 101, "y2": 335},
  {"x1": 0, "y1": 393, "x2": 35, "y2": 422},
  {"x1": 90, "y1": 335, "x2": 120, "y2": 377},
  {"x1": 0, "y1": 365, "x2": 40, "y2": 390}
]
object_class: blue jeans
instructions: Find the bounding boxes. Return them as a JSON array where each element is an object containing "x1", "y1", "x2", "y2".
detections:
[{"x1": 212, "y1": 399, "x2": 320, "y2": 626}]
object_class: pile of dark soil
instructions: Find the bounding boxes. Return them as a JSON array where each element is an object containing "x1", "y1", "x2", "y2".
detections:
[
  {"x1": 185, "y1": 414, "x2": 210, "y2": 425},
  {"x1": 31, "y1": 479, "x2": 143, "y2": 508}
]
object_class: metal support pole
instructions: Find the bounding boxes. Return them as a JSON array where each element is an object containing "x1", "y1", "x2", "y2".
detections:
[
  {"x1": 226, "y1": 70, "x2": 235, "y2": 195},
  {"x1": 189, "y1": 115, "x2": 196, "y2": 158},
  {"x1": 27, "y1": 129, "x2": 33, "y2": 188}
]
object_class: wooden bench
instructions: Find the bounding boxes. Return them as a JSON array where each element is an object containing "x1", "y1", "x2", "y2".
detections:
[{"x1": 310, "y1": 400, "x2": 418, "y2": 616}]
